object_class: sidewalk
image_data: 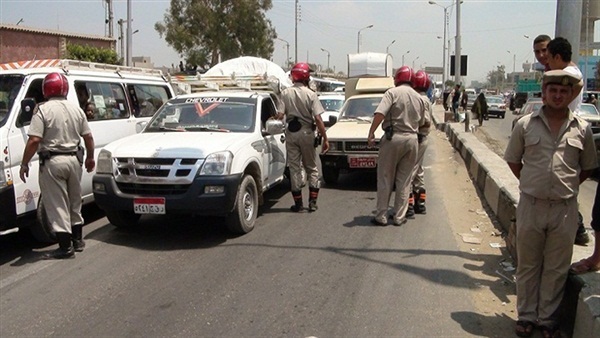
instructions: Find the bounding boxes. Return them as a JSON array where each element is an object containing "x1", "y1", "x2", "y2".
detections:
[{"x1": 430, "y1": 103, "x2": 600, "y2": 338}]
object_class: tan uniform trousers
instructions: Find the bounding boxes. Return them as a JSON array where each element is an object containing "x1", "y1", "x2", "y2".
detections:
[
  {"x1": 286, "y1": 126, "x2": 320, "y2": 192},
  {"x1": 411, "y1": 136, "x2": 428, "y2": 190},
  {"x1": 39, "y1": 155, "x2": 84, "y2": 233},
  {"x1": 515, "y1": 193, "x2": 579, "y2": 327},
  {"x1": 375, "y1": 132, "x2": 418, "y2": 222}
]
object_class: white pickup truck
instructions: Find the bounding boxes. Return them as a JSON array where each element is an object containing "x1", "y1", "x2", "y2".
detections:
[{"x1": 92, "y1": 81, "x2": 287, "y2": 234}]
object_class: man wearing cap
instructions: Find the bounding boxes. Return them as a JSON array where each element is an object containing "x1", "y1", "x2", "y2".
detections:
[{"x1": 505, "y1": 70, "x2": 597, "y2": 337}]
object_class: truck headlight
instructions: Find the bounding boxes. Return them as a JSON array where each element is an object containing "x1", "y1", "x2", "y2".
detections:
[
  {"x1": 199, "y1": 151, "x2": 233, "y2": 176},
  {"x1": 96, "y1": 149, "x2": 114, "y2": 174}
]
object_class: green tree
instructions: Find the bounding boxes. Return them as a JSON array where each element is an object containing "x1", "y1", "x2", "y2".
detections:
[
  {"x1": 155, "y1": 0, "x2": 277, "y2": 71},
  {"x1": 487, "y1": 65, "x2": 506, "y2": 90},
  {"x1": 66, "y1": 44, "x2": 120, "y2": 65}
]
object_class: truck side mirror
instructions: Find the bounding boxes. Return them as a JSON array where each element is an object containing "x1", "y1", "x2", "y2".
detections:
[{"x1": 17, "y1": 98, "x2": 36, "y2": 127}]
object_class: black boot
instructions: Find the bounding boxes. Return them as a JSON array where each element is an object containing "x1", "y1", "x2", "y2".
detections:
[
  {"x1": 405, "y1": 193, "x2": 415, "y2": 219},
  {"x1": 72, "y1": 224, "x2": 86, "y2": 252},
  {"x1": 414, "y1": 188, "x2": 427, "y2": 214},
  {"x1": 308, "y1": 187, "x2": 319, "y2": 212},
  {"x1": 44, "y1": 232, "x2": 75, "y2": 259},
  {"x1": 290, "y1": 191, "x2": 304, "y2": 212}
]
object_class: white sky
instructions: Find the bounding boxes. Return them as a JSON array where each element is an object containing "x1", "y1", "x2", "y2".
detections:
[{"x1": 2, "y1": 0, "x2": 596, "y2": 85}]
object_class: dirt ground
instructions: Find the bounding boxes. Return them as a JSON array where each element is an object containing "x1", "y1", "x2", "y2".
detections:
[{"x1": 429, "y1": 128, "x2": 519, "y2": 337}]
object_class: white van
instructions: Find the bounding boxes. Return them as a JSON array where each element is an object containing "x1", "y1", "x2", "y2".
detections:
[{"x1": 0, "y1": 59, "x2": 175, "y2": 241}]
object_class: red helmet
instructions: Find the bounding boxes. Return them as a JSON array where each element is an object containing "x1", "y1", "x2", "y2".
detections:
[
  {"x1": 412, "y1": 70, "x2": 428, "y2": 90},
  {"x1": 290, "y1": 62, "x2": 311, "y2": 82},
  {"x1": 42, "y1": 72, "x2": 69, "y2": 98},
  {"x1": 394, "y1": 66, "x2": 414, "y2": 86}
]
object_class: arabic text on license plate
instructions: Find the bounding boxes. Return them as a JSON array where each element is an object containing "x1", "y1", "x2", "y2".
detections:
[
  {"x1": 349, "y1": 157, "x2": 377, "y2": 168},
  {"x1": 134, "y1": 197, "x2": 166, "y2": 214}
]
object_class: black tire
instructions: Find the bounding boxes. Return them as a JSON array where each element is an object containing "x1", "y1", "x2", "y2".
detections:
[
  {"x1": 225, "y1": 175, "x2": 258, "y2": 234},
  {"x1": 501, "y1": 113, "x2": 505, "y2": 119},
  {"x1": 105, "y1": 209, "x2": 141, "y2": 228},
  {"x1": 30, "y1": 196, "x2": 56, "y2": 243},
  {"x1": 322, "y1": 166, "x2": 339, "y2": 185}
]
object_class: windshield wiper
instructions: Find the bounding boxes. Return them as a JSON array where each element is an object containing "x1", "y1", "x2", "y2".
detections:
[
  {"x1": 188, "y1": 126, "x2": 230, "y2": 132},
  {"x1": 158, "y1": 126, "x2": 186, "y2": 132}
]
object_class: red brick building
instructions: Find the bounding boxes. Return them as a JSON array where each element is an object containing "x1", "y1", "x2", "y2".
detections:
[{"x1": 0, "y1": 24, "x2": 115, "y2": 63}]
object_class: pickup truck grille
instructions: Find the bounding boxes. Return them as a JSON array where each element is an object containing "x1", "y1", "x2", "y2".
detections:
[
  {"x1": 116, "y1": 183, "x2": 191, "y2": 195},
  {"x1": 113, "y1": 157, "x2": 201, "y2": 195}
]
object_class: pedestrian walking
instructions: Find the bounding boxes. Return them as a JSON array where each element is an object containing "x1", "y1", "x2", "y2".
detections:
[
  {"x1": 280, "y1": 62, "x2": 329, "y2": 212},
  {"x1": 452, "y1": 84, "x2": 461, "y2": 122},
  {"x1": 408, "y1": 70, "x2": 433, "y2": 215},
  {"x1": 367, "y1": 66, "x2": 429, "y2": 226},
  {"x1": 505, "y1": 70, "x2": 597, "y2": 338},
  {"x1": 472, "y1": 92, "x2": 488, "y2": 126},
  {"x1": 19, "y1": 72, "x2": 96, "y2": 259}
]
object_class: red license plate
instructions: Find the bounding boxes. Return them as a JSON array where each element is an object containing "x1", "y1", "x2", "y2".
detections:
[
  {"x1": 348, "y1": 156, "x2": 377, "y2": 168},
  {"x1": 133, "y1": 197, "x2": 166, "y2": 214}
]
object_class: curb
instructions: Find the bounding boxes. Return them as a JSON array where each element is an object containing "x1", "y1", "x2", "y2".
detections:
[{"x1": 432, "y1": 105, "x2": 599, "y2": 338}]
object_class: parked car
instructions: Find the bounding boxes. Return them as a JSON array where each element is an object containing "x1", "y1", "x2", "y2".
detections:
[
  {"x1": 512, "y1": 98, "x2": 543, "y2": 130},
  {"x1": 486, "y1": 96, "x2": 507, "y2": 118},
  {"x1": 577, "y1": 103, "x2": 600, "y2": 134},
  {"x1": 318, "y1": 93, "x2": 345, "y2": 126}
]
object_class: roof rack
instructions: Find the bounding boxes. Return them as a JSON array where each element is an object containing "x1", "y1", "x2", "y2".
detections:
[
  {"x1": 0, "y1": 59, "x2": 164, "y2": 77},
  {"x1": 169, "y1": 73, "x2": 277, "y2": 94}
]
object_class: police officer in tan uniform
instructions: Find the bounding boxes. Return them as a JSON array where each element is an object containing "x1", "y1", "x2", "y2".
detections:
[
  {"x1": 409, "y1": 70, "x2": 433, "y2": 215},
  {"x1": 505, "y1": 70, "x2": 597, "y2": 337},
  {"x1": 280, "y1": 62, "x2": 329, "y2": 212},
  {"x1": 20, "y1": 72, "x2": 96, "y2": 259},
  {"x1": 367, "y1": 66, "x2": 429, "y2": 226}
]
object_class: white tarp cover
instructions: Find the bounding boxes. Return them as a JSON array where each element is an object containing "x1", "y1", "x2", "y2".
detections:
[
  {"x1": 347, "y1": 52, "x2": 393, "y2": 78},
  {"x1": 205, "y1": 56, "x2": 293, "y2": 88}
]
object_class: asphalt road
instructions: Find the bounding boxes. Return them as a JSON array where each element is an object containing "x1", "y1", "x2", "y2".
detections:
[{"x1": 0, "y1": 132, "x2": 496, "y2": 337}]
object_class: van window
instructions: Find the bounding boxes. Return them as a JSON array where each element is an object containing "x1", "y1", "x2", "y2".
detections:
[
  {"x1": 15, "y1": 78, "x2": 46, "y2": 127},
  {"x1": 128, "y1": 84, "x2": 171, "y2": 117},
  {"x1": 75, "y1": 81, "x2": 129, "y2": 121}
]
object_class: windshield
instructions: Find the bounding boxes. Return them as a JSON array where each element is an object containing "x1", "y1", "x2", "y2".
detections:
[
  {"x1": 579, "y1": 104, "x2": 599, "y2": 117},
  {"x1": 339, "y1": 97, "x2": 382, "y2": 121},
  {"x1": 487, "y1": 97, "x2": 503, "y2": 104},
  {"x1": 0, "y1": 74, "x2": 25, "y2": 127},
  {"x1": 145, "y1": 96, "x2": 256, "y2": 133},
  {"x1": 319, "y1": 97, "x2": 344, "y2": 112}
]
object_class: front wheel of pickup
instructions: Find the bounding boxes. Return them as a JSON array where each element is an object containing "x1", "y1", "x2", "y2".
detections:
[
  {"x1": 322, "y1": 166, "x2": 339, "y2": 185},
  {"x1": 105, "y1": 210, "x2": 140, "y2": 228},
  {"x1": 226, "y1": 175, "x2": 258, "y2": 234}
]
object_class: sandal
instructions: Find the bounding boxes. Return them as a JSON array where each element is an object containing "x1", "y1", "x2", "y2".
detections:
[
  {"x1": 515, "y1": 320, "x2": 535, "y2": 337},
  {"x1": 569, "y1": 258, "x2": 600, "y2": 275},
  {"x1": 540, "y1": 325, "x2": 561, "y2": 338}
]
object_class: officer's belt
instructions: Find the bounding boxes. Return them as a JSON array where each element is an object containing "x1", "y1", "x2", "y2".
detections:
[
  {"x1": 521, "y1": 192, "x2": 574, "y2": 205},
  {"x1": 48, "y1": 151, "x2": 77, "y2": 157}
]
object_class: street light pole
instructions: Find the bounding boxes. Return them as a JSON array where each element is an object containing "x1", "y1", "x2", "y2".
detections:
[
  {"x1": 357, "y1": 24, "x2": 373, "y2": 53},
  {"x1": 429, "y1": 1, "x2": 460, "y2": 92},
  {"x1": 277, "y1": 38, "x2": 290, "y2": 68},
  {"x1": 320, "y1": 48, "x2": 331, "y2": 71},
  {"x1": 386, "y1": 39, "x2": 396, "y2": 54},
  {"x1": 507, "y1": 50, "x2": 516, "y2": 73},
  {"x1": 401, "y1": 50, "x2": 410, "y2": 65},
  {"x1": 412, "y1": 56, "x2": 420, "y2": 69}
]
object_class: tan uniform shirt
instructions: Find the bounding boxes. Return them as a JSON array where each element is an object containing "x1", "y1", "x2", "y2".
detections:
[
  {"x1": 418, "y1": 93, "x2": 433, "y2": 135},
  {"x1": 280, "y1": 83, "x2": 324, "y2": 126},
  {"x1": 504, "y1": 107, "x2": 597, "y2": 199},
  {"x1": 28, "y1": 98, "x2": 91, "y2": 152},
  {"x1": 375, "y1": 84, "x2": 428, "y2": 133}
]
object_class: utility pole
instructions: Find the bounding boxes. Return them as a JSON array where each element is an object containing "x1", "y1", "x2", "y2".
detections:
[
  {"x1": 118, "y1": 19, "x2": 124, "y2": 63},
  {"x1": 126, "y1": 0, "x2": 132, "y2": 66},
  {"x1": 105, "y1": 0, "x2": 114, "y2": 38},
  {"x1": 294, "y1": 0, "x2": 299, "y2": 63}
]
